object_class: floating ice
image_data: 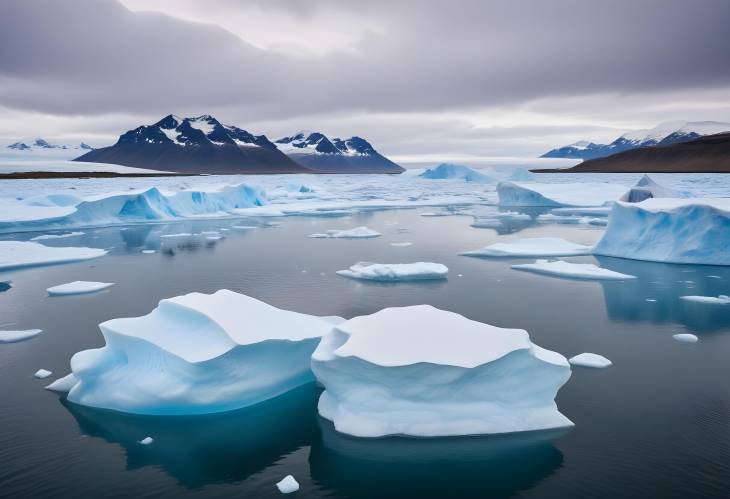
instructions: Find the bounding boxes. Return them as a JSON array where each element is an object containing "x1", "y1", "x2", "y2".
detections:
[
  {"x1": 232, "y1": 225, "x2": 257, "y2": 230},
  {"x1": 139, "y1": 437, "x2": 154, "y2": 445},
  {"x1": 0, "y1": 329, "x2": 42, "y2": 343},
  {"x1": 0, "y1": 241, "x2": 106, "y2": 271},
  {"x1": 30, "y1": 231, "x2": 84, "y2": 241},
  {"x1": 569, "y1": 353, "x2": 612, "y2": 368},
  {"x1": 673, "y1": 333, "x2": 699, "y2": 343},
  {"x1": 506, "y1": 167, "x2": 536, "y2": 181},
  {"x1": 34, "y1": 369, "x2": 52, "y2": 379},
  {"x1": 619, "y1": 174, "x2": 680, "y2": 203},
  {"x1": 45, "y1": 373, "x2": 78, "y2": 392},
  {"x1": 461, "y1": 237, "x2": 593, "y2": 258},
  {"x1": 311, "y1": 305, "x2": 573, "y2": 437},
  {"x1": 680, "y1": 295, "x2": 730, "y2": 305},
  {"x1": 498, "y1": 181, "x2": 628, "y2": 207},
  {"x1": 511, "y1": 260, "x2": 636, "y2": 280},
  {"x1": 389, "y1": 242, "x2": 413, "y2": 247},
  {"x1": 141, "y1": 249, "x2": 156, "y2": 254},
  {"x1": 420, "y1": 164, "x2": 494, "y2": 183},
  {"x1": 54, "y1": 290, "x2": 342, "y2": 415},
  {"x1": 47, "y1": 281, "x2": 115, "y2": 296},
  {"x1": 276, "y1": 475, "x2": 300, "y2": 494},
  {"x1": 337, "y1": 262, "x2": 448, "y2": 282},
  {"x1": 594, "y1": 198, "x2": 730, "y2": 265},
  {"x1": 160, "y1": 233, "x2": 195, "y2": 238},
  {"x1": 309, "y1": 226, "x2": 381, "y2": 239}
]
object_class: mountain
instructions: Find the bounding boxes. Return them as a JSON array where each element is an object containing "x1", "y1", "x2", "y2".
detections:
[
  {"x1": 541, "y1": 121, "x2": 730, "y2": 160},
  {"x1": 74, "y1": 115, "x2": 309, "y2": 174},
  {"x1": 539, "y1": 132, "x2": 730, "y2": 173},
  {"x1": 274, "y1": 131, "x2": 404, "y2": 173},
  {"x1": 7, "y1": 138, "x2": 93, "y2": 151}
]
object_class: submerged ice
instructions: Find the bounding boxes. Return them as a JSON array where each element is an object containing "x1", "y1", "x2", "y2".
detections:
[
  {"x1": 311, "y1": 305, "x2": 573, "y2": 437},
  {"x1": 511, "y1": 260, "x2": 636, "y2": 280}
]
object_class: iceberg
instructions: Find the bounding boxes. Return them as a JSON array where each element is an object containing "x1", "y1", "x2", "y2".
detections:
[
  {"x1": 506, "y1": 167, "x2": 536, "y2": 181},
  {"x1": 311, "y1": 305, "x2": 573, "y2": 437},
  {"x1": 498, "y1": 181, "x2": 628, "y2": 207},
  {"x1": 308, "y1": 226, "x2": 381, "y2": 239},
  {"x1": 461, "y1": 237, "x2": 593, "y2": 258},
  {"x1": 0, "y1": 329, "x2": 42, "y2": 343},
  {"x1": 139, "y1": 436, "x2": 154, "y2": 445},
  {"x1": 569, "y1": 353, "x2": 612, "y2": 368},
  {"x1": 593, "y1": 198, "x2": 730, "y2": 265},
  {"x1": 336, "y1": 262, "x2": 448, "y2": 282},
  {"x1": 511, "y1": 260, "x2": 636, "y2": 280},
  {"x1": 673, "y1": 333, "x2": 699, "y2": 343},
  {"x1": 47, "y1": 281, "x2": 115, "y2": 296},
  {"x1": 420, "y1": 163, "x2": 494, "y2": 183},
  {"x1": 0, "y1": 241, "x2": 106, "y2": 271},
  {"x1": 619, "y1": 174, "x2": 681, "y2": 202},
  {"x1": 34, "y1": 369, "x2": 52, "y2": 379},
  {"x1": 276, "y1": 475, "x2": 300, "y2": 494},
  {"x1": 680, "y1": 295, "x2": 730, "y2": 305},
  {"x1": 53, "y1": 290, "x2": 342, "y2": 415}
]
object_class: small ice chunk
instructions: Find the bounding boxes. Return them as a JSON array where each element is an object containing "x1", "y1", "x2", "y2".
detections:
[
  {"x1": 646, "y1": 299, "x2": 657, "y2": 303},
  {"x1": 139, "y1": 437, "x2": 154, "y2": 445},
  {"x1": 141, "y1": 249, "x2": 156, "y2": 254},
  {"x1": 511, "y1": 260, "x2": 636, "y2": 280},
  {"x1": 160, "y1": 233, "x2": 194, "y2": 238},
  {"x1": 0, "y1": 329, "x2": 43, "y2": 343},
  {"x1": 47, "y1": 281, "x2": 114, "y2": 296},
  {"x1": 337, "y1": 262, "x2": 448, "y2": 282},
  {"x1": 673, "y1": 333, "x2": 699, "y2": 343},
  {"x1": 390, "y1": 242, "x2": 412, "y2": 247},
  {"x1": 276, "y1": 475, "x2": 300, "y2": 494},
  {"x1": 206, "y1": 236, "x2": 223, "y2": 240},
  {"x1": 461, "y1": 237, "x2": 593, "y2": 258},
  {"x1": 30, "y1": 231, "x2": 85, "y2": 241},
  {"x1": 34, "y1": 369, "x2": 52, "y2": 379},
  {"x1": 308, "y1": 226, "x2": 381, "y2": 239},
  {"x1": 45, "y1": 373, "x2": 79, "y2": 392},
  {"x1": 569, "y1": 353, "x2": 612, "y2": 368},
  {"x1": 232, "y1": 225, "x2": 257, "y2": 230},
  {"x1": 680, "y1": 295, "x2": 730, "y2": 305}
]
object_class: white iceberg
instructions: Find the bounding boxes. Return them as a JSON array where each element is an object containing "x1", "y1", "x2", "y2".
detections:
[
  {"x1": 308, "y1": 226, "x2": 381, "y2": 239},
  {"x1": 420, "y1": 164, "x2": 494, "y2": 183},
  {"x1": 0, "y1": 241, "x2": 107, "y2": 271},
  {"x1": 276, "y1": 475, "x2": 300, "y2": 494},
  {"x1": 47, "y1": 281, "x2": 115, "y2": 296},
  {"x1": 569, "y1": 353, "x2": 612, "y2": 369},
  {"x1": 680, "y1": 295, "x2": 730, "y2": 305},
  {"x1": 30, "y1": 231, "x2": 85, "y2": 241},
  {"x1": 593, "y1": 198, "x2": 730, "y2": 265},
  {"x1": 0, "y1": 329, "x2": 42, "y2": 343},
  {"x1": 461, "y1": 237, "x2": 593, "y2": 258},
  {"x1": 45, "y1": 373, "x2": 79, "y2": 392},
  {"x1": 34, "y1": 369, "x2": 52, "y2": 379},
  {"x1": 336, "y1": 262, "x2": 448, "y2": 282},
  {"x1": 511, "y1": 260, "x2": 636, "y2": 280},
  {"x1": 673, "y1": 333, "x2": 699, "y2": 343},
  {"x1": 311, "y1": 305, "x2": 573, "y2": 438},
  {"x1": 619, "y1": 174, "x2": 680, "y2": 203},
  {"x1": 53, "y1": 290, "x2": 342, "y2": 415},
  {"x1": 497, "y1": 181, "x2": 628, "y2": 207},
  {"x1": 139, "y1": 436, "x2": 154, "y2": 445}
]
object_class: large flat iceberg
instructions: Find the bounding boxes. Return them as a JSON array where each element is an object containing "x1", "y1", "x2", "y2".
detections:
[
  {"x1": 0, "y1": 241, "x2": 106, "y2": 271},
  {"x1": 336, "y1": 262, "x2": 448, "y2": 281},
  {"x1": 308, "y1": 226, "x2": 381, "y2": 239},
  {"x1": 498, "y1": 181, "x2": 628, "y2": 207},
  {"x1": 593, "y1": 198, "x2": 730, "y2": 265},
  {"x1": 461, "y1": 237, "x2": 593, "y2": 258},
  {"x1": 511, "y1": 260, "x2": 636, "y2": 280},
  {"x1": 311, "y1": 305, "x2": 573, "y2": 437},
  {"x1": 53, "y1": 290, "x2": 342, "y2": 415},
  {"x1": 47, "y1": 281, "x2": 115, "y2": 296}
]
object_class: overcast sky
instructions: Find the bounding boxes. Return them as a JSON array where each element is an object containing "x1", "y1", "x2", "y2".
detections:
[{"x1": 1, "y1": 0, "x2": 729, "y2": 161}]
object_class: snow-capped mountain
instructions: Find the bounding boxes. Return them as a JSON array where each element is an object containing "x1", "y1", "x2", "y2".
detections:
[
  {"x1": 75, "y1": 115, "x2": 308, "y2": 174},
  {"x1": 541, "y1": 121, "x2": 730, "y2": 160},
  {"x1": 6, "y1": 138, "x2": 93, "y2": 152},
  {"x1": 275, "y1": 131, "x2": 403, "y2": 173}
]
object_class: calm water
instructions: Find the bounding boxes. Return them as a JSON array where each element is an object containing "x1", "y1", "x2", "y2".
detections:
[{"x1": 1, "y1": 208, "x2": 729, "y2": 498}]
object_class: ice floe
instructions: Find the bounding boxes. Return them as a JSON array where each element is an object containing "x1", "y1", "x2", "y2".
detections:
[
  {"x1": 680, "y1": 295, "x2": 730, "y2": 305},
  {"x1": 276, "y1": 475, "x2": 300, "y2": 494},
  {"x1": 53, "y1": 290, "x2": 343, "y2": 415},
  {"x1": 498, "y1": 181, "x2": 628, "y2": 207},
  {"x1": 30, "y1": 231, "x2": 84, "y2": 241},
  {"x1": 461, "y1": 237, "x2": 593, "y2": 258},
  {"x1": 308, "y1": 226, "x2": 381, "y2": 239},
  {"x1": 311, "y1": 305, "x2": 573, "y2": 437},
  {"x1": 569, "y1": 353, "x2": 612, "y2": 368},
  {"x1": 0, "y1": 329, "x2": 42, "y2": 343},
  {"x1": 673, "y1": 333, "x2": 699, "y2": 343},
  {"x1": 45, "y1": 373, "x2": 78, "y2": 392},
  {"x1": 0, "y1": 241, "x2": 106, "y2": 271},
  {"x1": 139, "y1": 436, "x2": 154, "y2": 445},
  {"x1": 336, "y1": 262, "x2": 448, "y2": 281},
  {"x1": 47, "y1": 281, "x2": 115, "y2": 296},
  {"x1": 420, "y1": 164, "x2": 494, "y2": 183},
  {"x1": 34, "y1": 369, "x2": 52, "y2": 379},
  {"x1": 389, "y1": 242, "x2": 413, "y2": 247},
  {"x1": 594, "y1": 198, "x2": 730, "y2": 265},
  {"x1": 511, "y1": 260, "x2": 636, "y2": 280}
]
